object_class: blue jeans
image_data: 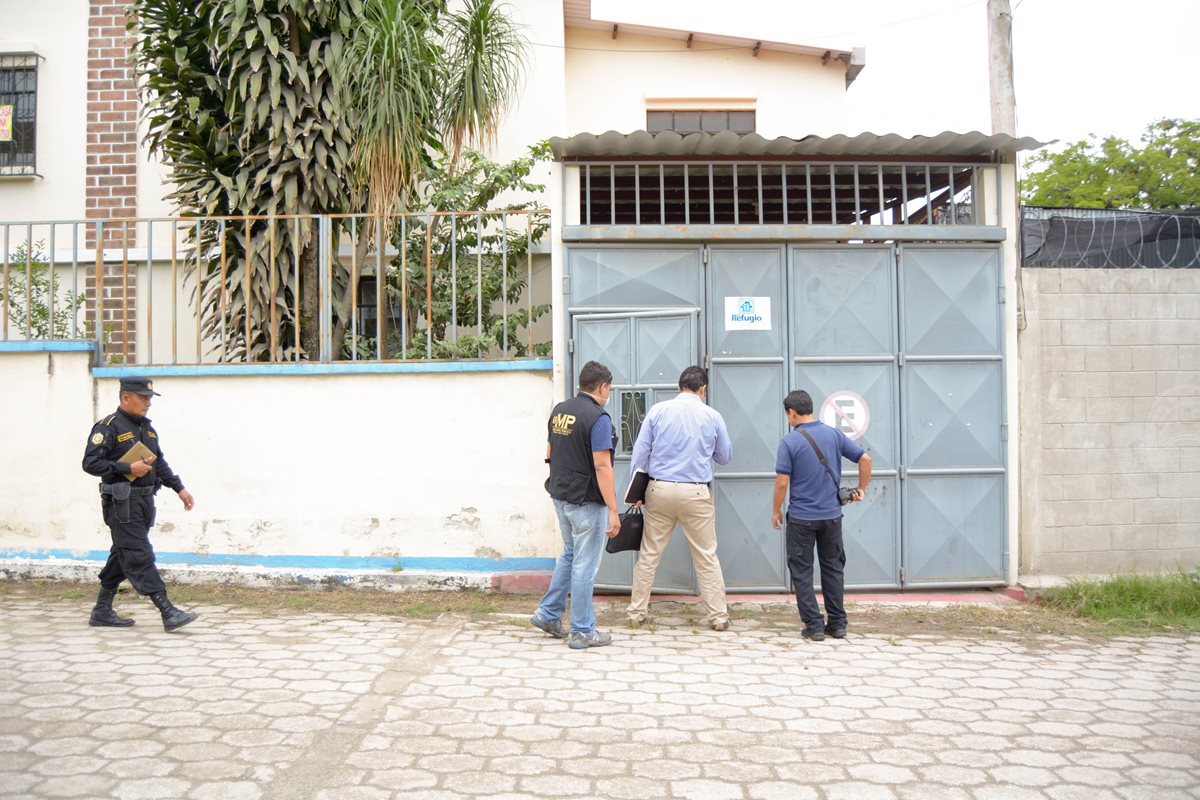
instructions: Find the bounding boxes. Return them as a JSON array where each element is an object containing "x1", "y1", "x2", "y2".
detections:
[
  {"x1": 785, "y1": 516, "x2": 847, "y2": 631},
  {"x1": 535, "y1": 499, "x2": 608, "y2": 635}
]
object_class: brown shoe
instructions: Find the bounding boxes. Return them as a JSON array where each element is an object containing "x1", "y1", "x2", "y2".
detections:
[
  {"x1": 627, "y1": 617, "x2": 646, "y2": 628},
  {"x1": 711, "y1": 621, "x2": 729, "y2": 632}
]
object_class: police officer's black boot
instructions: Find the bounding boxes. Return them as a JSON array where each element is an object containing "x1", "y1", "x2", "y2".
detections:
[
  {"x1": 89, "y1": 585, "x2": 135, "y2": 628},
  {"x1": 150, "y1": 591, "x2": 198, "y2": 631}
]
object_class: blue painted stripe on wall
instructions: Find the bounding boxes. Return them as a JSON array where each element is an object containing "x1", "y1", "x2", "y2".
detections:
[
  {"x1": 93, "y1": 359, "x2": 552, "y2": 378},
  {"x1": 0, "y1": 341, "x2": 95, "y2": 353},
  {"x1": 0, "y1": 548, "x2": 553, "y2": 573}
]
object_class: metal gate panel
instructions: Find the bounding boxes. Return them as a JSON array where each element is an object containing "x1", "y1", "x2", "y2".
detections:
[
  {"x1": 905, "y1": 363, "x2": 1004, "y2": 468},
  {"x1": 572, "y1": 310, "x2": 701, "y2": 593},
  {"x1": 901, "y1": 248, "x2": 1002, "y2": 356},
  {"x1": 790, "y1": 246, "x2": 900, "y2": 589},
  {"x1": 791, "y1": 247, "x2": 896, "y2": 356},
  {"x1": 636, "y1": 316, "x2": 697, "y2": 385},
  {"x1": 899, "y1": 245, "x2": 1006, "y2": 586},
  {"x1": 709, "y1": 361, "x2": 789, "y2": 590},
  {"x1": 567, "y1": 247, "x2": 703, "y2": 309},
  {"x1": 904, "y1": 475, "x2": 1005, "y2": 584},
  {"x1": 707, "y1": 246, "x2": 790, "y2": 591},
  {"x1": 712, "y1": 478, "x2": 789, "y2": 591},
  {"x1": 793, "y1": 363, "x2": 901, "y2": 588}
]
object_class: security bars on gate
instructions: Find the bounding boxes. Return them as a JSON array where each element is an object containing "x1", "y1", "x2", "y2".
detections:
[
  {"x1": 578, "y1": 161, "x2": 996, "y2": 227},
  {"x1": 0, "y1": 210, "x2": 548, "y2": 366}
]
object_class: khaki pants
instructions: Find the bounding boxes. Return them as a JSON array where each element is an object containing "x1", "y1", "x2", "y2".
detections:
[{"x1": 627, "y1": 480, "x2": 729, "y2": 626}]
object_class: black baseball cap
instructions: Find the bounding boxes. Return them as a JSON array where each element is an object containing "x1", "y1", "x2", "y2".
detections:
[{"x1": 120, "y1": 378, "x2": 161, "y2": 396}]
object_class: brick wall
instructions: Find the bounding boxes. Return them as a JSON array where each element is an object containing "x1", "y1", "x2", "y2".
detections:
[
  {"x1": 85, "y1": 0, "x2": 138, "y2": 360},
  {"x1": 1019, "y1": 268, "x2": 1200, "y2": 575}
]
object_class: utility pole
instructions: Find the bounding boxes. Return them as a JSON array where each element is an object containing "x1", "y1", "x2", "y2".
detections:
[{"x1": 987, "y1": 0, "x2": 1017, "y2": 135}]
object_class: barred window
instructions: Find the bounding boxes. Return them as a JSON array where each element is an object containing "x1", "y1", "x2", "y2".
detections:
[
  {"x1": 647, "y1": 109, "x2": 755, "y2": 135},
  {"x1": 0, "y1": 53, "x2": 39, "y2": 177}
]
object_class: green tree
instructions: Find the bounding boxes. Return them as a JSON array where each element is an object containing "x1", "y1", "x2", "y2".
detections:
[
  {"x1": 350, "y1": 143, "x2": 550, "y2": 360},
  {"x1": 129, "y1": 0, "x2": 528, "y2": 361},
  {"x1": 1021, "y1": 118, "x2": 1200, "y2": 210}
]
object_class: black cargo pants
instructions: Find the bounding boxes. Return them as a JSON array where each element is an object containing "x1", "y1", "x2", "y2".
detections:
[{"x1": 98, "y1": 495, "x2": 166, "y2": 595}]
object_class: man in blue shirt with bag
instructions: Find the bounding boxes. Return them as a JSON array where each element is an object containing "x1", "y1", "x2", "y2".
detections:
[{"x1": 771, "y1": 390, "x2": 872, "y2": 641}]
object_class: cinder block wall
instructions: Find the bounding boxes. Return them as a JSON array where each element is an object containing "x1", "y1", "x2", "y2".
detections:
[{"x1": 1019, "y1": 268, "x2": 1200, "y2": 575}]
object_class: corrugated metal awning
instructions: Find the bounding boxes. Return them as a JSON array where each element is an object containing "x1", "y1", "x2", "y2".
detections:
[{"x1": 551, "y1": 130, "x2": 1052, "y2": 161}]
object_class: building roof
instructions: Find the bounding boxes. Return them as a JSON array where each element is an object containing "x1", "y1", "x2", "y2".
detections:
[
  {"x1": 550, "y1": 130, "x2": 1052, "y2": 161},
  {"x1": 562, "y1": 1, "x2": 866, "y2": 87}
]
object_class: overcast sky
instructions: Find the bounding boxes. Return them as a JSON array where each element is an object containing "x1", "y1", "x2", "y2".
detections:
[{"x1": 592, "y1": 0, "x2": 1200, "y2": 148}]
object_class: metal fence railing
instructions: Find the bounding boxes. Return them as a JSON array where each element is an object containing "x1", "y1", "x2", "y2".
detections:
[{"x1": 0, "y1": 210, "x2": 551, "y2": 366}]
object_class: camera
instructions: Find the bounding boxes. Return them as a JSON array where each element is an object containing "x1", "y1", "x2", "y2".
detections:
[{"x1": 838, "y1": 487, "x2": 859, "y2": 506}]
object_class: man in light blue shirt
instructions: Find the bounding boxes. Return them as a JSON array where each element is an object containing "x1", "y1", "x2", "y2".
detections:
[{"x1": 627, "y1": 366, "x2": 733, "y2": 630}]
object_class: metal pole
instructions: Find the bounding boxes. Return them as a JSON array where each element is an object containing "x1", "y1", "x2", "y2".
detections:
[
  {"x1": 219, "y1": 220, "x2": 227, "y2": 362},
  {"x1": 375, "y1": 217, "x2": 383, "y2": 361},
  {"x1": 94, "y1": 220, "x2": 104, "y2": 363},
  {"x1": 526, "y1": 213, "x2": 533, "y2": 355},
  {"x1": 501, "y1": 212, "x2": 508, "y2": 355},
  {"x1": 146, "y1": 222, "x2": 153, "y2": 363},
  {"x1": 243, "y1": 219, "x2": 251, "y2": 361},
  {"x1": 47, "y1": 224, "x2": 55, "y2": 340},
  {"x1": 350, "y1": 217, "x2": 358, "y2": 361},
  {"x1": 425, "y1": 214, "x2": 432, "y2": 359},
  {"x1": 195, "y1": 220, "x2": 203, "y2": 363}
]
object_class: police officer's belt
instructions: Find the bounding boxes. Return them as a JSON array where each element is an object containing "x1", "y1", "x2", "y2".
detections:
[{"x1": 99, "y1": 483, "x2": 156, "y2": 498}]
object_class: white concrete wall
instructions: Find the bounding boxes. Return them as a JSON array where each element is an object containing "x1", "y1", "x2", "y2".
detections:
[
  {"x1": 563, "y1": 27, "x2": 847, "y2": 138},
  {"x1": 0, "y1": 354, "x2": 561, "y2": 562},
  {"x1": 0, "y1": 2, "x2": 89, "y2": 222},
  {"x1": 1019, "y1": 268, "x2": 1200, "y2": 575}
]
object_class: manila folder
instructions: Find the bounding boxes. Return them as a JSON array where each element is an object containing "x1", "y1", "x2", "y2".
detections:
[{"x1": 117, "y1": 440, "x2": 156, "y2": 482}]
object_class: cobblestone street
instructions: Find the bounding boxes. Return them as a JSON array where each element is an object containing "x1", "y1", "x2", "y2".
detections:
[{"x1": 2, "y1": 591, "x2": 1198, "y2": 800}]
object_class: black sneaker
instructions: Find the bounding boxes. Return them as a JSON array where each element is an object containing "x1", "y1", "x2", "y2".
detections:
[
  {"x1": 826, "y1": 627, "x2": 847, "y2": 639},
  {"x1": 801, "y1": 627, "x2": 826, "y2": 641}
]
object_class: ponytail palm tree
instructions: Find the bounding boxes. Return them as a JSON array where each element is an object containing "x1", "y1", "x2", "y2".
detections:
[{"x1": 340, "y1": 0, "x2": 529, "y2": 224}]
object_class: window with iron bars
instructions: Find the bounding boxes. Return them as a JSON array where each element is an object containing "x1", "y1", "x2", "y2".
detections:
[
  {"x1": 577, "y1": 161, "x2": 986, "y2": 226},
  {"x1": 647, "y1": 110, "x2": 756, "y2": 134},
  {"x1": 0, "y1": 53, "x2": 39, "y2": 177}
]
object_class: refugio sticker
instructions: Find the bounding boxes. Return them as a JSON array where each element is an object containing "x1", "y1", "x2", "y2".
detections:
[{"x1": 724, "y1": 296, "x2": 771, "y2": 331}]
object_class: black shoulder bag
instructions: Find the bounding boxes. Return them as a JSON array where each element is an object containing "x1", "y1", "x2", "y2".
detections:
[{"x1": 797, "y1": 427, "x2": 854, "y2": 506}]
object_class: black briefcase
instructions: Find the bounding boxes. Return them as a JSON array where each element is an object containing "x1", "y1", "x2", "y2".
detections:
[{"x1": 606, "y1": 507, "x2": 644, "y2": 554}]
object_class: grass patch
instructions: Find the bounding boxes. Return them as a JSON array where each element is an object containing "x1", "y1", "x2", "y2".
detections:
[{"x1": 1036, "y1": 570, "x2": 1200, "y2": 633}]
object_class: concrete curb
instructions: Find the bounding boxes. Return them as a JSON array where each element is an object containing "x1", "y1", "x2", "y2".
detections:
[{"x1": 1, "y1": 558, "x2": 1028, "y2": 606}]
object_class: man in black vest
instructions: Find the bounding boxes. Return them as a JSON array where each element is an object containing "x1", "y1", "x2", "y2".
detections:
[
  {"x1": 82, "y1": 377, "x2": 199, "y2": 631},
  {"x1": 530, "y1": 361, "x2": 620, "y2": 650}
]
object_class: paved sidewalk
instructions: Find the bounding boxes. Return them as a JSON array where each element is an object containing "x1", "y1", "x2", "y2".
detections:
[{"x1": 2, "y1": 593, "x2": 1198, "y2": 800}]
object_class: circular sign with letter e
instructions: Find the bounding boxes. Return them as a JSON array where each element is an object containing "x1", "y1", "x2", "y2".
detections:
[{"x1": 820, "y1": 390, "x2": 870, "y2": 441}]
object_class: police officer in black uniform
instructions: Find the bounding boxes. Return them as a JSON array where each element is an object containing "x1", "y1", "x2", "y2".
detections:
[{"x1": 82, "y1": 377, "x2": 198, "y2": 631}]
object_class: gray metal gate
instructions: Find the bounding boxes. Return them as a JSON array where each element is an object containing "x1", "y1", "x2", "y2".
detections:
[
  {"x1": 565, "y1": 242, "x2": 1007, "y2": 591},
  {"x1": 899, "y1": 246, "x2": 1007, "y2": 585}
]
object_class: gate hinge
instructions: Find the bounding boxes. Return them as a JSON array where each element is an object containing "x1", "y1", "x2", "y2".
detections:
[
  {"x1": 703, "y1": 353, "x2": 710, "y2": 368},
  {"x1": 1001, "y1": 422, "x2": 1008, "y2": 441},
  {"x1": 702, "y1": 247, "x2": 709, "y2": 265},
  {"x1": 998, "y1": 285, "x2": 1006, "y2": 304},
  {"x1": 898, "y1": 466, "x2": 905, "y2": 480},
  {"x1": 898, "y1": 352, "x2": 905, "y2": 367},
  {"x1": 568, "y1": 338, "x2": 574, "y2": 354},
  {"x1": 562, "y1": 275, "x2": 570, "y2": 295},
  {"x1": 900, "y1": 566, "x2": 906, "y2": 584}
]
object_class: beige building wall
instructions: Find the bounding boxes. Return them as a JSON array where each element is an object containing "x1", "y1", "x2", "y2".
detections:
[
  {"x1": 563, "y1": 27, "x2": 847, "y2": 138},
  {"x1": 1019, "y1": 268, "x2": 1200, "y2": 574},
  {"x1": 0, "y1": 2, "x2": 89, "y2": 222}
]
